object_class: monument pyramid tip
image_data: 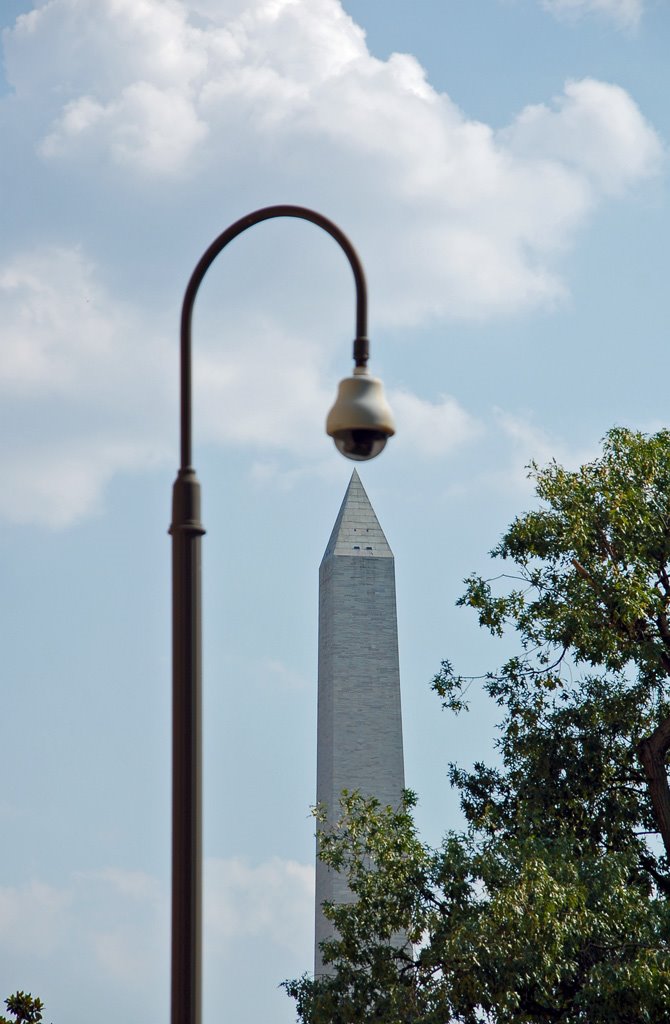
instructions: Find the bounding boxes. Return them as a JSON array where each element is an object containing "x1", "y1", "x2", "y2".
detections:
[{"x1": 322, "y1": 470, "x2": 392, "y2": 562}]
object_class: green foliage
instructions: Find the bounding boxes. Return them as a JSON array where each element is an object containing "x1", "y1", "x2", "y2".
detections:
[
  {"x1": 289, "y1": 796, "x2": 670, "y2": 1023},
  {"x1": 287, "y1": 428, "x2": 670, "y2": 1023},
  {"x1": 458, "y1": 426, "x2": 670, "y2": 683},
  {"x1": 0, "y1": 993, "x2": 46, "y2": 1024}
]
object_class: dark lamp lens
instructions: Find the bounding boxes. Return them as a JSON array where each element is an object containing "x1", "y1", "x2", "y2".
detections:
[{"x1": 332, "y1": 429, "x2": 388, "y2": 462}]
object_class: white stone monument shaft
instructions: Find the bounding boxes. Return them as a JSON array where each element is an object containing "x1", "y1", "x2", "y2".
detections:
[{"x1": 315, "y1": 469, "x2": 405, "y2": 973}]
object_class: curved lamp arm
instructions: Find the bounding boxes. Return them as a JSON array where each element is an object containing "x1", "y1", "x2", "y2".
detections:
[{"x1": 179, "y1": 204, "x2": 370, "y2": 470}]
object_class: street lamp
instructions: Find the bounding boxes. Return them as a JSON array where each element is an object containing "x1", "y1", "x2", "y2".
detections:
[{"x1": 169, "y1": 205, "x2": 394, "y2": 1024}]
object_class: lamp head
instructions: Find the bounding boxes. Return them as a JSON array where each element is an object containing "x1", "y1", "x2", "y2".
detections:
[{"x1": 326, "y1": 366, "x2": 395, "y2": 462}]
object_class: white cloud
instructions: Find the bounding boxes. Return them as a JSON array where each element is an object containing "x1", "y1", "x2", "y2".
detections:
[
  {"x1": 0, "y1": 868, "x2": 166, "y2": 994},
  {"x1": 75, "y1": 869, "x2": 168, "y2": 991},
  {"x1": 6, "y1": 0, "x2": 209, "y2": 98},
  {"x1": 42, "y1": 84, "x2": 208, "y2": 175},
  {"x1": 0, "y1": 856, "x2": 312, "y2": 1013},
  {"x1": 0, "y1": 246, "x2": 173, "y2": 526},
  {"x1": 0, "y1": 242, "x2": 487, "y2": 524},
  {"x1": 81, "y1": 866, "x2": 163, "y2": 903},
  {"x1": 493, "y1": 409, "x2": 597, "y2": 491},
  {"x1": 438, "y1": 410, "x2": 600, "y2": 505},
  {"x1": 0, "y1": 245, "x2": 172, "y2": 421},
  {"x1": 195, "y1": 317, "x2": 334, "y2": 453},
  {"x1": 259, "y1": 657, "x2": 311, "y2": 691},
  {"x1": 249, "y1": 457, "x2": 343, "y2": 491},
  {"x1": 0, "y1": 438, "x2": 163, "y2": 528},
  {"x1": 0, "y1": 880, "x2": 72, "y2": 955},
  {"x1": 0, "y1": 0, "x2": 663, "y2": 526},
  {"x1": 5, "y1": 0, "x2": 662, "y2": 325},
  {"x1": 390, "y1": 390, "x2": 483, "y2": 458},
  {"x1": 205, "y1": 855, "x2": 314, "y2": 957},
  {"x1": 541, "y1": 0, "x2": 643, "y2": 30},
  {"x1": 501, "y1": 78, "x2": 660, "y2": 196}
]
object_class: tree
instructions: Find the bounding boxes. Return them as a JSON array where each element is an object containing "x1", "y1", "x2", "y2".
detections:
[
  {"x1": 286, "y1": 428, "x2": 670, "y2": 1023},
  {"x1": 0, "y1": 994, "x2": 46, "y2": 1024}
]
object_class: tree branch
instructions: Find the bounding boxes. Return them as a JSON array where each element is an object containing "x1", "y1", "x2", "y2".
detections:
[
  {"x1": 639, "y1": 851, "x2": 670, "y2": 896},
  {"x1": 571, "y1": 561, "x2": 670, "y2": 858},
  {"x1": 571, "y1": 559, "x2": 670, "y2": 672},
  {"x1": 572, "y1": 558, "x2": 598, "y2": 589},
  {"x1": 657, "y1": 611, "x2": 670, "y2": 654},
  {"x1": 637, "y1": 714, "x2": 670, "y2": 865}
]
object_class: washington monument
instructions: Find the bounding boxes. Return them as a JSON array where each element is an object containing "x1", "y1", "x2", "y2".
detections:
[{"x1": 314, "y1": 469, "x2": 405, "y2": 973}]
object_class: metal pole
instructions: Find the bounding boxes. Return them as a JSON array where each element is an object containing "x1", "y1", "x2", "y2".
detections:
[
  {"x1": 169, "y1": 206, "x2": 369, "y2": 1024},
  {"x1": 170, "y1": 466, "x2": 204, "y2": 1024}
]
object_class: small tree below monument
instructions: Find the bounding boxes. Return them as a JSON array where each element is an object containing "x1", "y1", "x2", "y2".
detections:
[{"x1": 0, "y1": 994, "x2": 48, "y2": 1024}]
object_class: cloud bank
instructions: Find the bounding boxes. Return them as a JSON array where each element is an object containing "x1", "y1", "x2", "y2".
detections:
[
  {"x1": 6, "y1": 0, "x2": 662, "y2": 322},
  {"x1": 0, "y1": 0, "x2": 663, "y2": 524},
  {"x1": 0, "y1": 856, "x2": 312, "y2": 1023},
  {"x1": 542, "y1": 0, "x2": 643, "y2": 30}
]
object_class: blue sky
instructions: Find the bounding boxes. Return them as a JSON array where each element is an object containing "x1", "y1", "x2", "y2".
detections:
[{"x1": 0, "y1": 0, "x2": 668, "y2": 1021}]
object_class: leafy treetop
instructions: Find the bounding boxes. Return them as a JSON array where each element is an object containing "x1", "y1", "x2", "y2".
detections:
[
  {"x1": 0, "y1": 994, "x2": 46, "y2": 1024},
  {"x1": 449, "y1": 426, "x2": 670, "y2": 863},
  {"x1": 287, "y1": 428, "x2": 670, "y2": 1023}
]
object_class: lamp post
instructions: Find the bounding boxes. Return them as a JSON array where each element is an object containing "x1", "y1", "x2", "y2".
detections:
[{"x1": 169, "y1": 205, "x2": 395, "y2": 1024}]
